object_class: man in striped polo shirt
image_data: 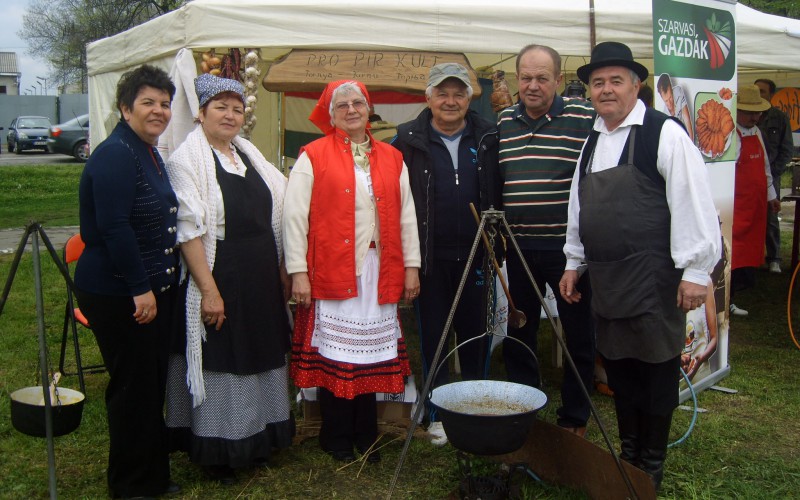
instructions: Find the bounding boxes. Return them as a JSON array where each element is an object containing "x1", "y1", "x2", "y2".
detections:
[{"x1": 498, "y1": 44, "x2": 596, "y2": 437}]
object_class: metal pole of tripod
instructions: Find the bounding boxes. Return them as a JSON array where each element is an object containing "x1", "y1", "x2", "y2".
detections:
[
  {"x1": 32, "y1": 230, "x2": 59, "y2": 500},
  {"x1": 387, "y1": 213, "x2": 489, "y2": 499},
  {"x1": 0, "y1": 226, "x2": 36, "y2": 316}
]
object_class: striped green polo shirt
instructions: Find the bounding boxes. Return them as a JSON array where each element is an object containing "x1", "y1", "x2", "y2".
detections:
[{"x1": 498, "y1": 96, "x2": 595, "y2": 250}]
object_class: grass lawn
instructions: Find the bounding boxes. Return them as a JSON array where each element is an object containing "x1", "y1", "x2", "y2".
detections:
[
  {"x1": 0, "y1": 165, "x2": 83, "y2": 228},
  {"x1": 0, "y1": 167, "x2": 799, "y2": 498}
]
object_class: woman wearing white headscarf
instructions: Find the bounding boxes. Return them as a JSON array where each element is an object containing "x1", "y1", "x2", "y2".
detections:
[{"x1": 165, "y1": 73, "x2": 292, "y2": 483}]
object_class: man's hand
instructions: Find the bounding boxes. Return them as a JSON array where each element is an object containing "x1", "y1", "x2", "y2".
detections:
[
  {"x1": 677, "y1": 280, "x2": 707, "y2": 313},
  {"x1": 769, "y1": 198, "x2": 781, "y2": 214},
  {"x1": 559, "y1": 270, "x2": 582, "y2": 304}
]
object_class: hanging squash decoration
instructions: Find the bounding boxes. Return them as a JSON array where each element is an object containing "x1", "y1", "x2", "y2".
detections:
[{"x1": 201, "y1": 50, "x2": 223, "y2": 76}]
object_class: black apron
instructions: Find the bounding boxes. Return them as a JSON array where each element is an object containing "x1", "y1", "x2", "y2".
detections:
[
  {"x1": 202, "y1": 149, "x2": 290, "y2": 375},
  {"x1": 578, "y1": 127, "x2": 684, "y2": 363}
]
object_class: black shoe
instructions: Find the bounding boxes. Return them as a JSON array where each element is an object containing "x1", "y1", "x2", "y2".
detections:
[
  {"x1": 328, "y1": 450, "x2": 356, "y2": 462},
  {"x1": 205, "y1": 465, "x2": 237, "y2": 485},
  {"x1": 363, "y1": 450, "x2": 381, "y2": 463}
]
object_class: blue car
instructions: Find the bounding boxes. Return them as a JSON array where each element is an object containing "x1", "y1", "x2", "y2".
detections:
[{"x1": 7, "y1": 116, "x2": 52, "y2": 154}]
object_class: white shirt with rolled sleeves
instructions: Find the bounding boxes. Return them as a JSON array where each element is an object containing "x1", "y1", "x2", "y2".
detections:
[{"x1": 563, "y1": 101, "x2": 721, "y2": 286}]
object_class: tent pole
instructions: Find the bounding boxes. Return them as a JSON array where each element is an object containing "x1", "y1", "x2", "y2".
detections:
[{"x1": 589, "y1": 0, "x2": 596, "y2": 50}]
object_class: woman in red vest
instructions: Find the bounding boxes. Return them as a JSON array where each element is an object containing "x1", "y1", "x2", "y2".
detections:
[
  {"x1": 730, "y1": 84, "x2": 781, "y2": 317},
  {"x1": 283, "y1": 80, "x2": 421, "y2": 463}
]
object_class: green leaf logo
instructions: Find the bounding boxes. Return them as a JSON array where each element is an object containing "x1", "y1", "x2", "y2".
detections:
[{"x1": 704, "y1": 14, "x2": 732, "y2": 69}]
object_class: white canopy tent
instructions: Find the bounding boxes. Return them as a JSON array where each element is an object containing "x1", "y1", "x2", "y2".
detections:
[{"x1": 87, "y1": 0, "x2": 800, "y2": 161}]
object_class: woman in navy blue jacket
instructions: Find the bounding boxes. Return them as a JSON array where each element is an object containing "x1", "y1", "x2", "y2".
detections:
[{"x1": 74, "y1": 65, "x2": 180, "y2": 499}]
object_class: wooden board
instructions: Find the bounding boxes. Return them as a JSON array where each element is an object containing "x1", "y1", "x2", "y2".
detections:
[
  {"x1": 263, "y1": 49, "x2": 482, "y2": 95},
  {"x1": 494, "y1": 419, "x2": 657, "y2": 500}
]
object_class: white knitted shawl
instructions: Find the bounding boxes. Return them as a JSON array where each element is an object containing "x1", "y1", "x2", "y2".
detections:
[{"x1": 165, "y1": 125, "x2": 287, "y2": 407}]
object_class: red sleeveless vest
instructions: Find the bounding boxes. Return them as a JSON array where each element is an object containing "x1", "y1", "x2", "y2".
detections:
[{"x1": 300, "y1": 132, "x2": 406, "y2": 303}]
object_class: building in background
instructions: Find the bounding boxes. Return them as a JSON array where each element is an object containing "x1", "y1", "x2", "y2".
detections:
[{"x1": 0, "y1": 53, "x2": 21, "y2": 95}]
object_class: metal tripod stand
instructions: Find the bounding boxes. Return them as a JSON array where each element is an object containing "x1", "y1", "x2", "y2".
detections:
[
  {"x1": 1, "y1": 222, "x2": 76, "y2": 500},
  {"x1": 387, "y1": 207, "x2": 640, "y2": 499}
]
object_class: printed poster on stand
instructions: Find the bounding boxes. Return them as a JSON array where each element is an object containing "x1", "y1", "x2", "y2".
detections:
[{"x1": 652, "y1": 0, "x2": 736, "y2": 401}]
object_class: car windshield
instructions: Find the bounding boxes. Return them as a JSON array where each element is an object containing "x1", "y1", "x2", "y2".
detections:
[
  {"x1": 60, "y1": 115, "x2": 89, "y2": 128},
  {"x1": 18, "y1": 118, "x2": 51, "y2": 129}
]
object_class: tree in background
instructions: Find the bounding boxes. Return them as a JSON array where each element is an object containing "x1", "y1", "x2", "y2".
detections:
[
  {"x1": 18, "y1": 0, "x2": 185, "y2": 93},
  {"x1": 740, "y1": 0, "x2": 799, "y2": 19}
]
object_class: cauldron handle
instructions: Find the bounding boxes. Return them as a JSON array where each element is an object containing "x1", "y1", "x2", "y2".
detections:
[{"x1": 428, "y1": 333, "x2": 540, "y2": 399}]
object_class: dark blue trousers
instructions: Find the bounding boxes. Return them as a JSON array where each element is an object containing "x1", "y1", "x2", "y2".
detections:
[
  {"x1": 75, "y1": 288, "x2": 174, "y2": 498},
  {"x1": 416, "y1": 259, "x2": 490, "y2": 421},
  {"x1": 504, "y1": 248, "x2": 595, "y2": 428}
]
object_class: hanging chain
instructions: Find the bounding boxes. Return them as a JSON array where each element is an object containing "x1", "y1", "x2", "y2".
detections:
[{"x1": 484, "y1": 218, "x2": 498, "y2": 337}]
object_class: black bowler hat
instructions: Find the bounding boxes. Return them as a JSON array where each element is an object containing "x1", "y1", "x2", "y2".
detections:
[{"x1": 577, "y1": 41, "x2": 649, "y2": 84}]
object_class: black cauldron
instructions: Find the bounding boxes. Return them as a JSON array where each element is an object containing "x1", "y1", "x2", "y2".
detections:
[
  {"x1": 10, "y1": 386, "x2": 85, "y2": 437},
  {"x1": 430, "y1": 380, "x2": 547, "y2": 455}
]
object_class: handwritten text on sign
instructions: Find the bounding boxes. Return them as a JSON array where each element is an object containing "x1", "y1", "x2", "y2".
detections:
[{"x1": 263, "y1": 50, "x2": 481, "y2": 95}]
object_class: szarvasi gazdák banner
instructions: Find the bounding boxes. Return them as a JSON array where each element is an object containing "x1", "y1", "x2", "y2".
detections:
[{"x1": 652, "y1": 0, "x2": 736, "y2": 400}]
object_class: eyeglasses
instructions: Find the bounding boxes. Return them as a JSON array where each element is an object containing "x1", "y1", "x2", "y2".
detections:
[{"x1": 334, "y1": 100, "x2": 367, "y2": 112}]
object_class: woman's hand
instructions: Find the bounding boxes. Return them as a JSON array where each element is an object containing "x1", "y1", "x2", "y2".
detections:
[
  {"x1": 133, "y1": 291, "x2": 157, "y2": 324},
  {"x1": 181, "y1": 237, "x2": 226, "y2": 330},
  {"x1": 686, "y1": 357, "x2": 700, "y2": 380},
  {"x1": 201, "y1": 290, "x2": 226, "y2": 331},
  {"x1": 404, "y1": 267, "x2": 420, "y2": 303},
  {"x1": 292, "y1": 272, "x2": 312, "y2": 307}
]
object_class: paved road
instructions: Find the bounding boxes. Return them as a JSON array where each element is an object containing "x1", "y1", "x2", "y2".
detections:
[
  {"x1": 0, "y1": 226, "x2": 79, "y2": 255},
  {"x1": 0, "y1": 151, "x2": 79, "y2": 166}
]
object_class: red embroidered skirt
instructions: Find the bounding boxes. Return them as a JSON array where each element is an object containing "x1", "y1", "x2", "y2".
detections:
[{"x1": 290, "y1": 302, "x2": 411, "y2": 399}]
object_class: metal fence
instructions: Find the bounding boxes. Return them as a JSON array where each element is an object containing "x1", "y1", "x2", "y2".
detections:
[{"x1": 0, "y1": 94, "x2": 88, "y2": 147}]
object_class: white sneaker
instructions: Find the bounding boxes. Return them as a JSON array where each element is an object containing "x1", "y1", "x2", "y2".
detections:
[
  {"x1": 769, "y1": 262, "x2": 782, "y2": 274},
  {"x1": 427, "y1": 421, "x2": 448, "y2": 446},
  {"x1": 730, "y1": 304, "x2": 749, "y2": 317}
]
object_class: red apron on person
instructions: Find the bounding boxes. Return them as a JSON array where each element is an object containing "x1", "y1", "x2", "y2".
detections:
[{"x1": 732, "y1": 132, "x2": 768, "y2": 270}]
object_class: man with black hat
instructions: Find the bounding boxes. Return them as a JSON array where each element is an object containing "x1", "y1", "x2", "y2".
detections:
[
  {"x1": 559, "y1": 41, "x2": 720, "y2": 490},
  {"x1": 393, "y1": 63, "x2": 501, "y2": 446},
  {"x1": 729, "y1": 84, "x2": 781, "y2": 316}
]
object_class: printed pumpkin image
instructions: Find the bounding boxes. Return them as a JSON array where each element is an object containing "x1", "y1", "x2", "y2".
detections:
[{"x1": 695, "y1": 97, "x2": 734, "y2": 158}]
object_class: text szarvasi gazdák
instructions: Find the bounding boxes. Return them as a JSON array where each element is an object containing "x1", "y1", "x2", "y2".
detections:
[{"x1": 656, "y1": 19, "x2": 708, "y2": 59}]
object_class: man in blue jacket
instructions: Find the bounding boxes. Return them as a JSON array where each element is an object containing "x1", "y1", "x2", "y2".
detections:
[{"x1": 393, "y1": 63, "x2": 501, "y2": 446}]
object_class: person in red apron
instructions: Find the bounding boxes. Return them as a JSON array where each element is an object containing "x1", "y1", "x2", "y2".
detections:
[
  {"x1": 560, "y1": 42, "x2": 721, "y2": 491},
  {"x1": 730, "y1": 85, "x2": 781, "y2": 317}
]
